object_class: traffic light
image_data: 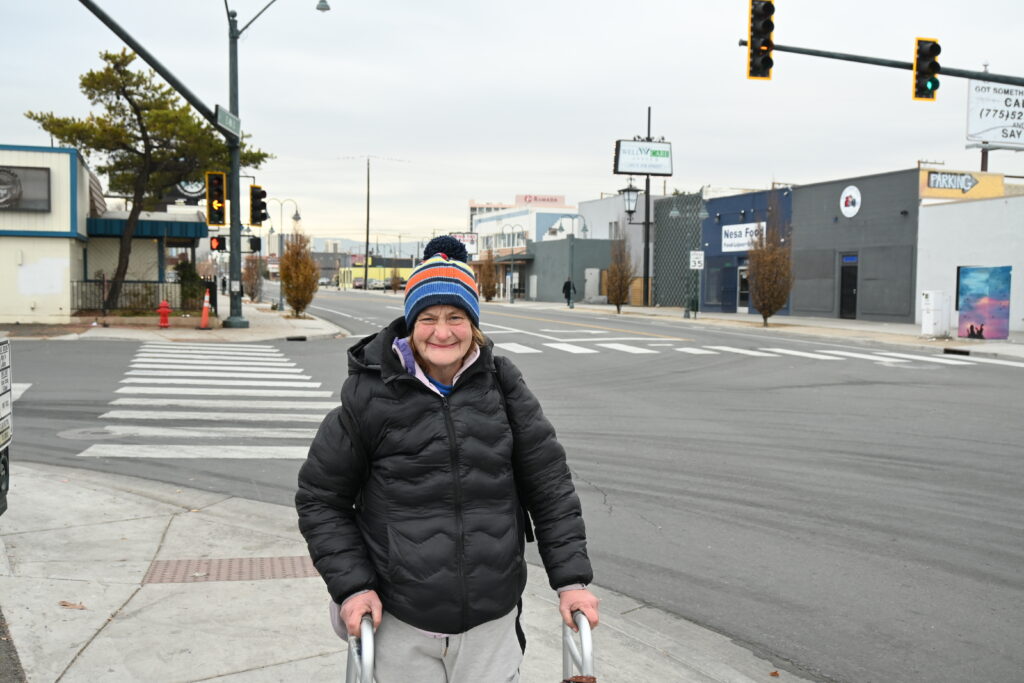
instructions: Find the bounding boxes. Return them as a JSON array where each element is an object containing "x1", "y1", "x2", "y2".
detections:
[
  {"x1": 249, "y1": 185, "x2": 268, "y2": 225},
  {"x1": 249, "y1": 237, "x2": 262, "y2": 252},
  {"x1": 209, "y1": 235, "x2": 227, "y2": 251},
  {"x1": 206, "y1": 171, "x2": 226, "y2": 226},
  {"x1": 913, "y1": 38, "x2": 941, "y2": 101},
  {"x1": 747, "y1": 0, "x2": 775, "y2": 79}
]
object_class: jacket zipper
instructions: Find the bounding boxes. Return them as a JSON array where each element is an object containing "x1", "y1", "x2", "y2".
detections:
[{"x1": 441, "y1": 395, "x2": 469, "y2": 632}]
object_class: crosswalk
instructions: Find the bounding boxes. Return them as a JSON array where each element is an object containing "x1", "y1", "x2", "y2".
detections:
[
  {"x1": 492, "y1": 340, "x2": 1024, "y2": 369},
  {"x1": 76, "y1": 342, "x2": 336, "y2": 461}
]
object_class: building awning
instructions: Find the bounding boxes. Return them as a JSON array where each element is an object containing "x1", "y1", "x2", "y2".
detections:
[
  {"x1": 87, "y1": 210, "x2": 209, "y2": 239},
  {"x1": 492, "y1": 252, "x2": 534, "y2": 264}
]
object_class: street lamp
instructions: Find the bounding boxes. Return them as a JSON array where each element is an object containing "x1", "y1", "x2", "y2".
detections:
[
  {"x1": 221, "y1": 0, "x2": 328, "y2": 327},
  {"x1": 267, "y1": 197, "x2": 301, "y2": 310},
  {"x1": 500, "y1": 223, "x2": 523, "y2": 304},
  {"x1": 620, "y1": 178, "x2": 640, "y2": 219}
]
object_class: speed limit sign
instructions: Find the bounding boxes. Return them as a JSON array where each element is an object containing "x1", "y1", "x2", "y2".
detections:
[{"x1": 689, "y1": 250, "x2": 705, "y2": 270}]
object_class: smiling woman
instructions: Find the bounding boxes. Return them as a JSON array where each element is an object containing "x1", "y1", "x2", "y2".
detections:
[{"x1": 296, "y1": 235, "x2": 599, "y2": 682}]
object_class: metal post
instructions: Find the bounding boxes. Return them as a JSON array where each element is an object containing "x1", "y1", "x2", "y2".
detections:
[
  {"x1": 223, "y1": 11, "x2": 248, "y2": 327},
  {"x1": 642, "y1": 106, "x2": 652, "y2": 307},
  {"x1": 363, "y1": 158, "x2": 370, "y2": 290},
  {"x1": 568, "y1": 233, "x2": 575, "y2": 308}
]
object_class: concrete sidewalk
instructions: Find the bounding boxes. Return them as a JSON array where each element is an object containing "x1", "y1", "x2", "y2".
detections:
[{"x1": 0, "y1": 463, "x2": 805, "y2": 682}]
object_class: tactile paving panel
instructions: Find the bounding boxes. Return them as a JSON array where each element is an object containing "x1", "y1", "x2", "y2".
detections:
[{"x1": 143, "y1": 555, "x2": 318, "y2": 584}]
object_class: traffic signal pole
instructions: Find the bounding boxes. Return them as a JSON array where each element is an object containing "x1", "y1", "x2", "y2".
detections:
[
  {"x1": 224, "y1": 10, "x2": 247, "y2": 328},
  {"x1": 738, "y1": 40, "x2": 1024, "y2": 88}
]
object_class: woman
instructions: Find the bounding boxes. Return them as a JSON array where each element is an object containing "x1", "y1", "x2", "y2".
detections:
[{"x1": 297, "y1": 236, "x2": 599, "y2": 681}]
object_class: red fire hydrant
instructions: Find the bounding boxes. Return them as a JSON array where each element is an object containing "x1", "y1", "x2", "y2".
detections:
[{"x1": 157, "y1": 300, "x2": 172, "y2": 328}]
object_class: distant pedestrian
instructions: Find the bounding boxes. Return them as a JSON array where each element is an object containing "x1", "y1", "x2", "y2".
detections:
[
  {"x1": 220, "y1": 276, "x2": 227, "y2": 294},
  {"x1": 562, "y1": 278, "x2": 576, "y2": 308},
  {"x1": 297, "y1": 235, "x2": 598, "y2": 682}
]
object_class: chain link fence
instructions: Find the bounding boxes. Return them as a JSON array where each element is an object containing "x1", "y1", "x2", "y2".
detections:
[{"x1": 652, "y1": 192, "x2": 704, "y2": 311}]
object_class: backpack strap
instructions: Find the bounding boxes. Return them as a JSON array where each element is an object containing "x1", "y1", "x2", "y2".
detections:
[{"x1": 494, "y1": 357, "x2": 536, "y2": 543}]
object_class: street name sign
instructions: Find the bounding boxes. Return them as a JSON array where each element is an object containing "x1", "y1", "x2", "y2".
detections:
[{"x1": 216, "y1": 105, "x2": 241, "y2": 138}]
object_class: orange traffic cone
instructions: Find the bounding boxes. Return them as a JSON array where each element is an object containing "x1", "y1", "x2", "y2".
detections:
[{"x1": 197, "y1": 289, "x2": 211, "y2": 330}]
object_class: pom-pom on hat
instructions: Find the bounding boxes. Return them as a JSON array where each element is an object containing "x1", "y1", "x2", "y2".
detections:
[{"x1": 404, "y1": 236, "x2": 480, "y2": 329}]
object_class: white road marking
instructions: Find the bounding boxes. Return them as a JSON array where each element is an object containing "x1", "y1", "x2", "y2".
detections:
[
  {"x1": 704, "y1": 346, "x2": 778, "y2": 357},
  {"x1": 135, "y1": 349, "x2": 286, "y2": 359},
  {"x1": 12, "y1": 383, "x2": 31, "y2": 401},
  {"x1": 77, "y1": 444, "x2": 308, "y2": 459},
  {"x1": 493, "y1": 342, "x2": 542, "y2": 354},
  {"x1": 130, "y1": 363, "x2": 302, "y2": 374},
  {"x1": 540, "y1": 329, "x2": 607, "y2": 334},
  {"x1": 815, "y1": 351, "x2": 910, "y2": 363},
  {"x1": 100, "y1": 410, "x2": 327, "y2": 422},
  {"x1": 142, "y1": 343, "x2": 278, "y2": 352},
  {"x1": 101, "y1": 425, "x2": 318, "y2": 439},
  {"x1": 125, "y1": 370, "x2": 312, "y2": 379},
  {"x1": 132, "y1": 356, "x2": 295, "y2": 366},
  {"x1": 939, "y1": 355, "x2": 1024, "y2": 368},
  {"x1": 760, "y1": 348, "x2": 844, "y2": 360},
  {"x1": 874, "y1": 352, "x2": 975, "y2": 366},
  {"x1": 648, "y1": 343, "x2": 675, "y2": 347},
  {"x1": 110, "y1": 398, "x2": 337, "y2": 410},
  {"x1": 543, "y1": 343, "x2": 599, "y2": 354},
  {"x1": 596, "y1": 343, "x2": 659, "y2": 354},
  {"x1": 675, "y1": 348, "x2": 719, "y2": 355},
  {"x1": 120, "y1": 378, "x2": 321, "y2": 388},
  {"x1": 115, "y1": 387, "x2": 333, "y2": 397}
]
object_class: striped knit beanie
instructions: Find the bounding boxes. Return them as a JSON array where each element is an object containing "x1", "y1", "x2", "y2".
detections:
[{"x1": 404, "y1": 236, "x2": 480, "y2": 329}]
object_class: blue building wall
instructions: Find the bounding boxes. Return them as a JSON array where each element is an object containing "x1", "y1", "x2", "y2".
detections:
[{"x1": 700, "y1": 189, "x2": 793, "y2": 315}]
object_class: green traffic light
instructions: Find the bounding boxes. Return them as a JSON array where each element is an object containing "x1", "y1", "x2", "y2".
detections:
[{"x1": 927, "y1": 77, "x2": 940, "y2": 92}]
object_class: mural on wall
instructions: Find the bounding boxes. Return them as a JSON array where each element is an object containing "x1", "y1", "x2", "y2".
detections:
[{"x1": 957, "y1": 266, "x2": 1012, "y2": 340}]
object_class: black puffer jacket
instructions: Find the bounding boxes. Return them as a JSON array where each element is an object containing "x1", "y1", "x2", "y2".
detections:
[{"x1": 296, "y1": 317, "x2": 592, "y2": 634}]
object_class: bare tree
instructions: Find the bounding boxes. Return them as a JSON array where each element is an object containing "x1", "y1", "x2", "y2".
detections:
[
  {"x1": 390, "y1": 267, "x2": 402, "y2": 293},
  {"x1": 242, "y1": 253, "x2": 263, "y2": 303},
  {"x1": 606, "y1": 236, "x2": 634, "y2": 314},
  {"x1": 747, "y1": 190, "x2": 793, "y2": 327},
  {"x1": 279, "y1": 230, "x2": 320, "y2": 316},
  {"x1": 478, "y1": 250, "x2": 498, "y2": 302}
]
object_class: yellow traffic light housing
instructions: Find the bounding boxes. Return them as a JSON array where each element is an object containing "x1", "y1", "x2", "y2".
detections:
[
  {"x1": 913, "y1": 38, "x2": 941, "y2": 101},
  {"x1": 748, "y1": 0, "x2": 775, "y2": 80}
]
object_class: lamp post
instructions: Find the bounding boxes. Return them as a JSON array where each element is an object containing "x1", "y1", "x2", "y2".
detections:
[
  {"x1": 500, "y1": 224, "x2": 522, "y2": 303},
  {"x1": 221, "y1": 1, "x2": 330, "y2": 327},
  {"x1": 267, "y1": 198, "x2": 301, "y2": 311}
]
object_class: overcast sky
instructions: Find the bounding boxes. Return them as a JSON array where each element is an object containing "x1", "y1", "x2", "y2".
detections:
[{"x1": 4, "y1": 1, "x2": 1020, "y2": 246}]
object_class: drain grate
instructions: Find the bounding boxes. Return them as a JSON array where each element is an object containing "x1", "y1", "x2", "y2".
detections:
[{"x1": 143, "y1": 555, "x2": 318, "y2": 584}]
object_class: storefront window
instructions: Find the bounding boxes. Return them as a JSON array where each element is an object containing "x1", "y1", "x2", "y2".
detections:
[{"x1": 705, "y1": 267, "x2": 721, "y2": 305}]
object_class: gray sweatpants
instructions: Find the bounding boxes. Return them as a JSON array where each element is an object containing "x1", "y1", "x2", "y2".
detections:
[{"x1": 374, "y1": 608, "x2": 522, "y2": 683}]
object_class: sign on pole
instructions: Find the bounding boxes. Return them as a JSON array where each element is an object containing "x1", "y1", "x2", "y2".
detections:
[
  {"x1": 449, "y1": 232, "x2": 478, "y2": 256},
  {"x1": 215, "y1": 105, "x2": 241, "y2": 138},
  {"x1": 966, "y1": 80, "x2": 1024, "y2": 149},
  {"x1": 689, "y1": 250, "x2": 705, "y2": 270},
  {"x1": 613, "y1": 140, "x2": 673, "y2": 176}
]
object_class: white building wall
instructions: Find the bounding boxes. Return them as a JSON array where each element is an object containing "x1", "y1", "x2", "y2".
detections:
[
  {"x1": 87, "y1": 237, "x2": 161, "y2": 281},
  {"x1": 0, "y1": 147, "x2": 87, "y2": 323},
  {"x1": 917, "y1": 195, "x2": 1023, "y2": 333}
]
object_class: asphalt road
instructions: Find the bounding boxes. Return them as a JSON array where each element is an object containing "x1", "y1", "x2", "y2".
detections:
[{"x1": 9, "y1": 288, "x2": 1024, "y2": 683}]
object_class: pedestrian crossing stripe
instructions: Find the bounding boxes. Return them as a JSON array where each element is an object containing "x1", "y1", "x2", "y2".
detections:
[
  {"x1": 760, "y1": 348, "x2": 843, "y2": 360},
  {"x1": 100, "y1": 410, "x2": 327, "y2": 422},
  {"x1": 703, "y1": 346, "x2": 778, "y2": 357},
  {"x1": 815, "y1": 351, "x2": 911, "y2": 363},
  {"x1": 100, "y1": 425, "x2": 319, "y2": 439},
  {"x1": 141, "y1": 343, "x2": 280, "y2": 352},
  {"x1": 675, "y1": 348, "x2": 719, "y2": 355},
  {"x1": 132, "y1": 356, "x2": 295, "y2": 366},
  {"x1": 125, "y1": 370, "x2": 313, "y2": 379},
  {"x1": 115, "y1": 387, "x2": 333, "y2": 397},
  {"x1": 130, "y1": 364, "x2": 303, "y2": 374},
  {"x1": 119, "y1": 378, "x2": 321, "y2": 388},
  {"x1": 110, "y1": 398, "x2": 338, "y2": 410},
  {"x1": 596, "y1": 343, "x2": 658, "y2": 354},
  {"x1": 873, "y1": 352, "x2": 974, "y2": 365},
  {"x1": 77, "y1": 444, "x2": 308, "y2": 459},
  {"x1": 493, "y1": 342, "x2": 542, "y2": 354},
  {"x1": 543, "y1": 343, "x2": 599, "y2": 354},
  {"x1": 134, "y1": 350, "x2": 287, "y2": 359}
]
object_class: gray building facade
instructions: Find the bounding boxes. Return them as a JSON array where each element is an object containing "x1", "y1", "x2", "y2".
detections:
[{"x1": 790, "y1": 169, "x2": 919, "y2": 323}]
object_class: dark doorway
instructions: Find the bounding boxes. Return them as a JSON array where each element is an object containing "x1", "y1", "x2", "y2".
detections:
[
  {"x1": 840, "y1": 257, "x2": 858, "y2": 319},
  {"x1": 720, "y1": 265, "x2": 738, "y2": 313}
]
